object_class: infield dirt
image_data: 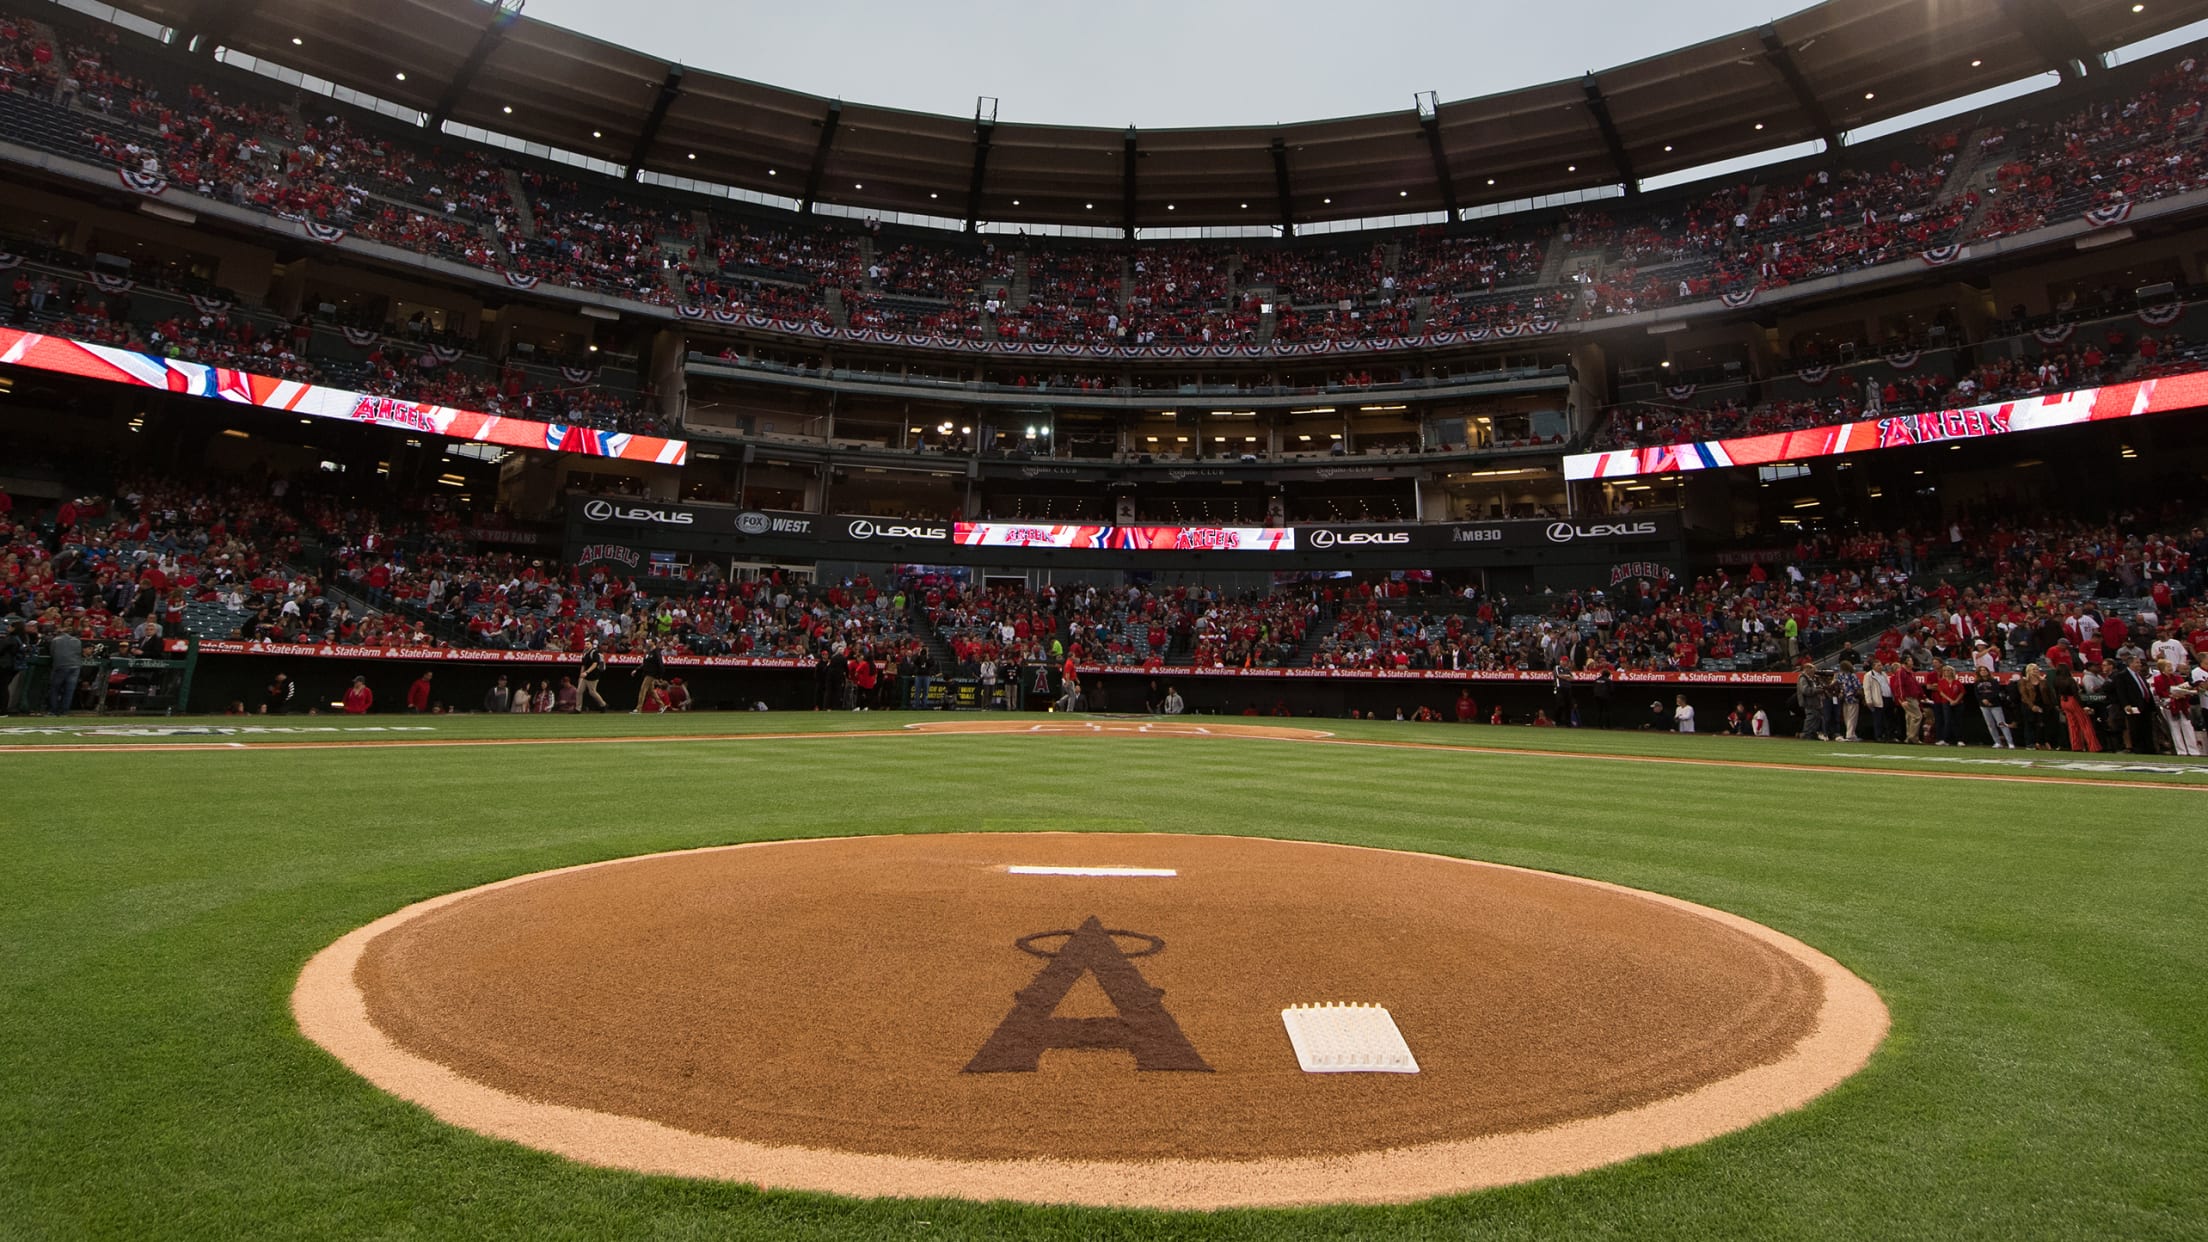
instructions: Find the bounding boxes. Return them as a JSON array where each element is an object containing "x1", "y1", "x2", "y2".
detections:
[{"x1": 352, "y1": 833, "x2": 1829, "y2": 1163}]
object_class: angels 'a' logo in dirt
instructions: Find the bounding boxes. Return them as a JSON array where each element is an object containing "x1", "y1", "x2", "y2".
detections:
[{"x1": 964, "y1": 916, "x2": 1211, "y2": 1073}]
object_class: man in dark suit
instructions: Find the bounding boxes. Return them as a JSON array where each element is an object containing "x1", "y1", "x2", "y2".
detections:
[{"x1": 2112, "y1": 654, "x2": 2157, "y2": 753}]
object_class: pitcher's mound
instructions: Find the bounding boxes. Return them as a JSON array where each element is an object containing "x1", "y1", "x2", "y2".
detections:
[{"x1": 296, "y1": 833, "x2": 1884, "y2": 1209}]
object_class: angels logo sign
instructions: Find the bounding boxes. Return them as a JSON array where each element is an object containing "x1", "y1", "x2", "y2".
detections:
[
  {"x1": 1610, "y1": 561, "x2": 1676, "y2": 586},
  {"x1": 577, "y1": 543, "x2": 641, "y2": 568},
  {"x1": 1874, "y1": 407, "x2": 2013, "y2": 449},
  {"x1": 348, "y1": 396, "x2": 445, "y2": 434}
]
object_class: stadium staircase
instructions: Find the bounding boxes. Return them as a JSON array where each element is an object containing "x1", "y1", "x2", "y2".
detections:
[
  {"x1": 503, "y1": 169, "x2": 538, "y2": 238},
  {"x1": 857, "y1": 234, "x2": 880, "y2": 293},
  {"x1": 1935, "y1": 126, "x2": 2003, "y2": 208},
  {"x1": 1008, "y1": 250, "x2": 1033, "y2": 306}
]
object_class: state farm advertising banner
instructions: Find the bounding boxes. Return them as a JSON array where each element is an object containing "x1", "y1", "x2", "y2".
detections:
[
  {"x1": 1563, "y1": 367, "x2": 2208, "y2": 480},
  {"x1": 0, "y1": 326, "x2": 688, "y2": 465}
]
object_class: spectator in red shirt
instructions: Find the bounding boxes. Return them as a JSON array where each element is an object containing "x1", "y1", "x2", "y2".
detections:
[{"x1": 342, "y1": 675, "x2": 372, "y2": 714}]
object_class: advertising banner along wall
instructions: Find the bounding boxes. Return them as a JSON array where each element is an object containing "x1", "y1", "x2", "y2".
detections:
[
  {"x1": 570, "y1": 499, "x2": 1680, "y2": 556},
  {"x1": 1563, "y1": 368, "x2": 2208, "y2": 480},
  {"x1": 0, "y1": 326, "x2": 689, "y2": 465}
]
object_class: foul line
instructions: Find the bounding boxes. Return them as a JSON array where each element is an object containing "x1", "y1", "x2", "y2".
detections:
[{"x1": 4, "y1": 721, "x2": 2201, "y2": 790}]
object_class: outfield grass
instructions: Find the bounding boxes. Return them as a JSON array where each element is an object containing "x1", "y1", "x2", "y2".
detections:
[{"x1": 5, "y1": 713, "x2": 2205, "y2": 1239}]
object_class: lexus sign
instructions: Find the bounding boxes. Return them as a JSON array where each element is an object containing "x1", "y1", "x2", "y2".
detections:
[
  {"x1": 846, "y1": 518, "x2": 949, "y2": 541},
  {"x1": 1308, "y1": 528, "x2": 1413, "y2": 548},
  {"x1": 581, "y1": 499, "x2": 694, "y2": 526},
  {"x1": 1546, "y1": 520, "x2": 1659, "y2": 543}
]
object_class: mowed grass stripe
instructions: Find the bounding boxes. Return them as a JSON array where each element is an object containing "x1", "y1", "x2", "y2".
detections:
[
  {"x1": 3, "y1": 729, "x2": 2204, "y2": 1240},
  {"x1": 9, "y1": 711, "x2": 2208, "y2": 788}
]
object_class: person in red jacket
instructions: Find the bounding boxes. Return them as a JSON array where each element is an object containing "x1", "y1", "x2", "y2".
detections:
[
  {"x1": 406, "y1": 670, "x2": 433, "y2": 713},
  {"x1": 1931, "y1": 665, "x2": 1968, "y2": 744},
  {"x1": 342, "y1": 676, "x2": 373, "y2": 715}
]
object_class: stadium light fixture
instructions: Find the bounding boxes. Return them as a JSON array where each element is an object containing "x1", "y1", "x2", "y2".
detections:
[
  {"x1": 1323, "y1": 197, "x2": 1331, "y2": 204},
  {"x1": 855, "y1": 182, "x2": 863, "y2": 189},
  {"x1": 395, "y1": 72, "x2": 407, "y2": 81},
  {"x1": 1485, "y1": 178, "x2": 1495, "y2": 186},
  {"x1": 930, "y1": 192, "x2": 938, "y2": 198},
  {"x1": 687, "y1": 153, "x2": 696, "y2": 159},
  {"x1": 1567, "y1": 164, "x2": 1576, "y2": 172},
  {"x1": 1398, "y1": 190, "x2": 1407, "y2": 197},
  {"x1": 1241, "y1": 202, "x2": 1248, "y2": 208},
  {"x1": 1863, "y1": 92, "x2": 1875, "y2": 100},
  {"x1": 1971, "y1": 59, "x2": 1983, "y2": 67},
  {"x1": 2133, "y1": 3, "x2": 2144, "y2": 10},
  {"x1": 1167, "y1": 204, "x2": 1175, "y2": 210},
  {"x1": 1754, "y1": 122, "x2": 1765, "y2": 130},
  {"x1": 1664, "y1": 144, "x2": 1674, "y2": 152},
  {"x1": 291, "y1": 36, "x2": 302, "y2": 45},
  {"x1": 592, "y1": 130, "x2": 602, "y2": 138},
  {"x1": 502, "y1": 105, "x2": 513, "y2": 114},
  {"x1": 1085, "y1": 203, "x2": 1093, "y2": 209}
]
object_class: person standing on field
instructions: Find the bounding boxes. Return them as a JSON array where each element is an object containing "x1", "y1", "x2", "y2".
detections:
[
  {"x1": 633, "y1": 642, "x2": 668, "y2": 713},
  {"x1": 578, "y1": 642, "x2": 608, "y2": 712}
]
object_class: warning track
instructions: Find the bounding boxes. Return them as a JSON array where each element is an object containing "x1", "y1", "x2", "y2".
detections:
[{"x1": 7, "y1": 716, "x2": 2203, "y2": 789}]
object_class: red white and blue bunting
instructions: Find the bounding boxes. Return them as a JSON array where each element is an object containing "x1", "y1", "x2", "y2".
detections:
[
  {"x1": 1720, "y1": 288, "x2": 1757, "y2": 309},
  {"x1": 426, "y1": 344, "x2": 465, "y2": 364},
  {"x1": 340, "y1": 326, "x2": 382, "y2": 347},
  {"x1": 2083, "y1": 202, "x2": 2135, "y2": 228},
  {"x1": 89, "y1": 272, "x2": 135, "y2": 294},
  {"x1": 187, "y1": 294, "x2": 230, "y2": 315},
  {"x1": 2138, "y1": 301, "x2": 2184, "y2": 328},
  {"x1": 2032, "y1": 324, "x2": 2075, "y2": 346},
  {"x1": 116, "y1": 169, "x2": 167, "y2": 196},
  {"x1": 301, "y1": 221, "x2": 348, "y2": 245},
  {"x1": 1797, "y1": 365, "x2": 1832, "y2": 385},
  {"x1": 0, "y1": 253, "x2": 22, "y2": 270},
  {"x1": 503, "y1": 271, "x2": 540, "y2": 290},
  {"x1": 560, "y1": 366, "x2": 597, "y2": 384},
  {"x1": 1882, "y1": 350, "x2": 1921, "y2": 371},
  {"x1": 1920, "y1": 244, "x2": 1963, "y2": 266},
  {"x1": 1665, "y1": 384, "x2": 1697, "y2": 401}
]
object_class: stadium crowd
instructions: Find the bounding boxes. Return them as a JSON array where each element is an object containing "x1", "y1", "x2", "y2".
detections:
[{"x1": 3, "y1": 5, "x2": 2205, "y2": 358}]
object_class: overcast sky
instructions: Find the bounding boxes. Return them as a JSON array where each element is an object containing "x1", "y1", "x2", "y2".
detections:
[{"x1": 521, "y1": 0, "x2": 1814, "y2": 130}]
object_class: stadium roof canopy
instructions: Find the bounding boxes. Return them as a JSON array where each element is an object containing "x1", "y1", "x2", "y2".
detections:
[{"x1": 126, "y1": 0, "x2": 2208, "y2": 232}]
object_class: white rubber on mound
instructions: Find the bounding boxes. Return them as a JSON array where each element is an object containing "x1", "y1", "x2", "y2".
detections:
[
  {"x1": 1281, "y1": 1003, "x2": 1420, "y2": 1073},
  {"x1": 1004, "y1": 866, "x2": 1178, "y2": 877}
]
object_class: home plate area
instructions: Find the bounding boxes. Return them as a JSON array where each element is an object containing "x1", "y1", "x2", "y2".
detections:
[{"x1": 303, "y1": 831, "x2": 1885, "y2": 1208}]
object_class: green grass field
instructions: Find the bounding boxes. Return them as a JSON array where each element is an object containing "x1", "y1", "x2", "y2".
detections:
[{"x1": 5, "y1": 712, "x2": 2205, "y2": 1240}]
